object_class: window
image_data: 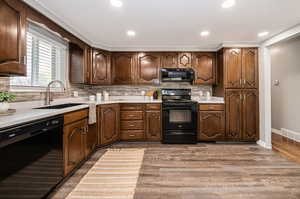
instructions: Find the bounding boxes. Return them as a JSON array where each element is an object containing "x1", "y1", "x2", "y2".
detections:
[{"x1": 11, "y1": 21, "x2": 68, "y2": 90}]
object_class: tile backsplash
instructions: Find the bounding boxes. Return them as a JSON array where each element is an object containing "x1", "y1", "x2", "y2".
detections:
[{"x1": 0, "y1": 77, "x2": 212, "y2": 102}]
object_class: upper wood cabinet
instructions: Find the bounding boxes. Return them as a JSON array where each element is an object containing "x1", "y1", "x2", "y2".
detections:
[
  {"x1": 137, "y1": 53, "x2": 161, "y2": 84},
  {"x1": 112, "y1": 53, "x2": 136, "y2": 84},
  {"x1": 224, "y1": 48, "x2": 258, "y2": 89},
  {"x1": 161, "y1": 52, "x2": 178, "y2": 68},
  {"x1": 225, "y1": 89, "x2": 259, "y2": 141},
  {"x1": 192, "y1": 52, "x2": 216, "y2": 85},
  {"x1": 178, "y1": 52, "x2": 192, "y2": 68},
  {"x1": 69, "y1": 43, "x2": 88, "y2": 84},
  {"x1": 242, "y1": 48, "x2": 258, "y2": 89},
  {"x1": 90, "y1": 49, "x2": 111, "y2": 85},
  {"x1": 99, "y1": 104, "x2": 120, "y2": 145},
  {"x1": 0, "y1": 0, "x2": 26, "y2": 76}
]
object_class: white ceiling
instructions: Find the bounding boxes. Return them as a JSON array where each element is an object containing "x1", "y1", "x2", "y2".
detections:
[{"x1": 25, "y1": 0, "x2": 300, "y2": 51}]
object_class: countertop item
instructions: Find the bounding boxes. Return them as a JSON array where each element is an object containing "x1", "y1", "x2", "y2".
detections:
[{"x1": 0, "y1": 96, "x2": 224, "y2": 129}]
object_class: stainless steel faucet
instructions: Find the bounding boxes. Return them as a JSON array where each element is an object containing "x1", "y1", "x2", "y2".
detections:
[{"x1": 45, "y1": 80, "x2": 66, "y2": 105}]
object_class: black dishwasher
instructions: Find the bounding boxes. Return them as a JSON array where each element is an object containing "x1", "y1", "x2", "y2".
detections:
[{"x1": 0, "y1": 115, "x2": 64, "y2": 199}]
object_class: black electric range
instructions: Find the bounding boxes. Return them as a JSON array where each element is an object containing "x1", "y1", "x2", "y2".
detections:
[{"x1": 161, "y1": 89, "x2": 198, "y2": 144}]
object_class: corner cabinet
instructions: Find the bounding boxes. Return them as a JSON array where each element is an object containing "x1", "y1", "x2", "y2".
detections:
[
  {"x1": 0, "y1": 0, "x2": 27, "y2": 76},
  {"x1": 137, "y1": 53, "x2": 161, "y2": 84},
  {"x1": 225, "y1": 89, "x2": 259, "y2": 141},
  {"x1": 98, "y1": 104, "x2": 120, "y2": 145},
  {"x1": 192, "y1": 52, "x2": 216, "y2": 85},
  {"x1": 90, "y1": 49, "x2": 111, "y2": 85},
  {"x1": 69, "y1": 43, "x2": 89, "y2": 84},
  {"x1": 112, "y1": 53, "x2": 136, "y2": 84}
]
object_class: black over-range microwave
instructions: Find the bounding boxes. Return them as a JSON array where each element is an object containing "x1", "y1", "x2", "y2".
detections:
[{"x1": 161, "y1": 68, "x2": 195, "y2": 83}]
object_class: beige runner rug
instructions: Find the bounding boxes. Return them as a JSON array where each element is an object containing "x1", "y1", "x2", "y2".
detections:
[{"x1": 66, "y1": 149, "x2": 145, "y2": 199}]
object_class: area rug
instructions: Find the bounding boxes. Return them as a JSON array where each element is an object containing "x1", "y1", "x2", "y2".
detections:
[{"x1": 65, "y1": 148, "x2": 145, "y2": 199}]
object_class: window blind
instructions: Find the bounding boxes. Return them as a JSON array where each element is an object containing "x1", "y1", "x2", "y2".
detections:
[{"x1": 11, "y1": 21, "x2": 68, "y2": 89}]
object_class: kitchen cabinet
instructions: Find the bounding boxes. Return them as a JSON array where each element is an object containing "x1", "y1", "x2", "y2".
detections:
[
  {"x1": 192, "y1": 52, "x2": 216, "y2": 85},
  {"x1": 225, "y1": 89, "x2": 259, "y2": 141},
  {"x1": 112, "y1": 53, "x2": 136, "y2": 84},
  {"x1": 161, "y1": 52, "x2": 178, "y2": 68},
  {"x1": 120, "y1": 104, "x2": 145, "y2": 141},
  {"x1": 85, "y1": 124, "x2": 98, "y2": 157},
  {"x1": 146, "y1": 111, "x2": 161, "y2": 141},
  {"x1": 69, "y1": 43, "x2": 88, "y2": 84},
  {"x1": 63, "y1": 118, "x2": 87, "y2": 176},
  {"x1": 98, "y1": 104, "x2": 120, "y2": 145},
  {"x1": 224, "y1": 48, "x2": 258, "y2": 89},
  {"x1": 178, "y1": 52, "x2": 192, "y2": 68},
  {"x1": 90, "y1": 49, "x2": 111, "y2": 85},
  {"x1": 0, "y1": 0, "x2": 27, "y2": 76},
  {"x1": 137, "y1": 53, "x2": 161, "y2": 84}
]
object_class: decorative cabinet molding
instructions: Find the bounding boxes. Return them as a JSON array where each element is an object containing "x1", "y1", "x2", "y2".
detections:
[
  {"x1": 161, "y1": 53, "x2": 178, "y2": 68},
  {"x1": 192, "y1": 52, "x2": 216, "y2": 85},
  {"x1": 178, "y1": 52, "x2": 192, "y2": 68},
  {"x1": 91, "y1": 49, "x2": 111, "y2": 85},
  {"x1": 137, "y1": 53, "x2": 161, "y2": 84},
  {"x1": 112, "y1": 53, "x2": 136, "y2": 84},
  {"x1": 198, "y1": 111, "x2": 225, "y2": 141},
  {"x1": 146, "y1": 111, "x2": 161, "y2": 141}
]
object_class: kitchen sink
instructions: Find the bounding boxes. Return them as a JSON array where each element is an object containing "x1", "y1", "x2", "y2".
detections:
[{"x1": 34, "y1": 103, "x2": 84, "y2": 109}]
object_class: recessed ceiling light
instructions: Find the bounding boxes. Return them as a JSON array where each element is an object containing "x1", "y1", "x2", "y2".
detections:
[
  {"x1": 222, "y1": 0, "x2": 235, "y2": 8},
  {"x1": 127, "y1": 30, "x2": 136, "y2": 37},
  {"x1": 110, "y1": 0, "x2": 123, "y2": 7},
  {"x1": 258, "y1": 31, "x2": 269, "y2": 37},
  {"x1": 200, "y1": 31, "x2": 210, "y2": 37}
]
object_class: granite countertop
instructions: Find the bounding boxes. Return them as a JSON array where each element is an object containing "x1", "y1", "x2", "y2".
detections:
[{"x1": 0, "y1": 96, "x2": 224, "y2": 129}]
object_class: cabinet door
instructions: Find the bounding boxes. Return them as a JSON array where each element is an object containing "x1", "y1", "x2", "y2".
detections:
[
  {"x1": 85, "y1": 124, "x2": 98, "y2": 157},
  {"x1": 0, "y1": 0, "x2": 26, "y2": 76},
  {"x1": 161, "y1": 53, "x2": 178, "y2": 68},
  {"x1": 63, "y1": 119, "x2": 87, "y2": 175},
  {"x1": 198, "y1": 111, "x2": 225, "y2": 141},
  {"x1": 242, "y1": 48, "x2": 258, "y2": 89},
  {"x1": 146, "y1": 111, "x2": 161, "y2": 141},
  {"x1": 100, "y1": 104, "x2": 120, "y2": 145},
  {"x1": 224, "y1": 49, "x2": 242, "y2": 88},
  {"x1": 69, "y1": 43, "x2": 87, "y2": 84},
  {"x1": 112, "y1": 53, "x2": 136, "y2": 84},
  {"x1": 242, "y1": 89, "x2": 259, "y2": 141},
  {"x1": 178, "y1": 52, "x2": 192, "y2": 68},
  {"x1": 137, "y1": 53, "x2": 161, "y2": 84},
  {"x1": 91, "y1": 49, "x2": 111, "y2": 85},
  {"x1": 192, "y1": 52, "x2": 216, "y2": 85},
  {"x1": 225, "y1": 89, "x2": 242, "y2": 141}
]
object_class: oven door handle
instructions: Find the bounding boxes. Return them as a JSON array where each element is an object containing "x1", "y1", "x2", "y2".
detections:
[{"x1": 163, "y1": 107, "x2": 195, "y2": 110}]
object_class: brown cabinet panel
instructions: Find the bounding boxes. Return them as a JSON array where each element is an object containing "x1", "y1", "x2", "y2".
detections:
[
  {"x1": 225, "y1": 89, "x2": 242, "y2": 140},
  {"x1": 69, "y1": 43, "x2": 88, "y2": 84},
  {"x1": 242, "y1": 48, "x2": 258, "y2": 89},
  {"x1": 198, "y1": 111, "x2": 225, "y2": 141},
  {"x1": 192, "y1": 52, "x2": 216, "y2": 84},
  {"x1": 121, "y1": 130, "x2": 145, "y2": 141},
  {"x1": 63, "y1": 119, "x2": 87, "y2": 176},
  {"x1": 224, "y1": 49, "x2": 242, "y2": 88},
  {"x1": 121, "y1": 104, "x2": 144, "y2": 111},
  {"x1": 199, "y1": 104, "x2": 225, "y2": 111},
  {"x1": 120, "y1": 111, "x2": 143, "y2": 120},
  {"x1": 161, "y1": 52, "x2": 178, "y2": 68},
  {"x1": 112, "y1": 53, "x2": 136, "y2": 84},
  {"x1": 85, "y1": 124, "x2": 98, "y2": 157},
  {"x1": 146, "y1": 111, "x2": 161, "y2": 141},
  {"x1": 64, "y1": 109, "x2": 88, "y2": 125},
  {"x1": 91, "y1": 49, "x2": 111, "y2": 85},
  {"x1": 146, "y1": 103, "x2": 161, "y2": 110},
  {"x1": 137, "y1": 53, "x2": 161, "y2": 84},
  {"x1": 0, "y1": 0, "x2": 26, "y2": 76},
  {"x1": 99, "y1": 104, "x2": 120, "y2": 145},
  {"x1": 178, "y1": 52, "x2": 192, "y2": 68},
  {"x1": 242, "y1": 89, "x2": 259, "y2": 141}
]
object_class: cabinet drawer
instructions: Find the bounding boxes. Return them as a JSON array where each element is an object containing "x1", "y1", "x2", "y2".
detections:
[
  {"x1": 120, "y1": 104, "x2": 144, "y2": 111},
  {"x1": 121, "y1": 130, "x2": 145, "y2": 141},
  {"x1": 199, "y1": 104, "x2": 224, "y2": 111},
  {"x1": 146, "y1": 104, "x2": 161, "y2": 110},
  {"x1": 64, "y1": 109, "x2": 88, "y2": 125},
  {"x1": 121, "y1": 111, "x2": 143, "y2": 120},
  {"x1": 121, "y1": 120, "x2": 144, "y2": 130}
]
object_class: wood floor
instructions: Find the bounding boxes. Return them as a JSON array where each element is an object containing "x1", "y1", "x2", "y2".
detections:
[{"x1": 50, "y1": 143, "x2": 300, "y2": 199}]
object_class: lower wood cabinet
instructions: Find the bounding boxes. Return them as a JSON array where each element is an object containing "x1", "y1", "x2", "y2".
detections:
[
  {"x1": 198, "y1": 104, "x2": 225, "y2": 141},
  {"x1": 145, "y1": 110, "x2": 161, "y2": 141},
  {"x1": 226, "y1": 89, "x2": 259, "y2": 141},
  {"x1": 98, "y1": 104, "x2": 120, "y2": 145},
  {"x1": 85, "y1": 123, "x2": 98, "y2": 156},
  {"x1": 63, "y1": 117, "x2": 88, "y2": 176}
]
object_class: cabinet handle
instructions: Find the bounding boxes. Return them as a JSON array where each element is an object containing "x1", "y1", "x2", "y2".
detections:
[
  {"x1": 240, "y1": 79, "x2": 242, "y2": 85},
  {"x1": 129, "y1": 134, "x2": 136, "y2": 137},
  {"x1": 240, "y1": 94, "x2": 243, "y2": 101},
  {"x1": 129, "y1": 124, "x2": 135, "y2": 127},
  {"x1": 243, "y1": 79, "x2": 246, "y2": 85}
]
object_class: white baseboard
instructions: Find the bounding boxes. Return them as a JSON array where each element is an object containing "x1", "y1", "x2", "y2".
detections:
[
  {"x1": 272, "y1": 128, "x2": 281, "y2": 134},
  {"x1": 257, "y1": 140, "x2": 272, "y2": 149}
]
